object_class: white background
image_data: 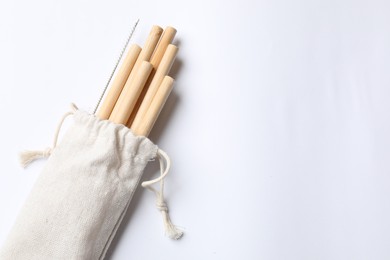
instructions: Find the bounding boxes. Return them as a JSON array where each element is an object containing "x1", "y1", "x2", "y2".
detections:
[{"x1": 1, "y1": 0, "x2": 390, "y2": 259}]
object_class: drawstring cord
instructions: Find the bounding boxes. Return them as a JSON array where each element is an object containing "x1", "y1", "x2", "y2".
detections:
[
  {"x1": 19, "y1": 104, "x2": 78, "y2": 167},
  {"x1": 142, "y1": 149, "x2": 184, "y2": 240}
]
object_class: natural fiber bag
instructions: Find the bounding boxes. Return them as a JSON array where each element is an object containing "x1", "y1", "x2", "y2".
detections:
[{"x1": 0, "y1": 104, "x2": 182, "y2": 260}]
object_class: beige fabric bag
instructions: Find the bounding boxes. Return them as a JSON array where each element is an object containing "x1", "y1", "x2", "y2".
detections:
[{"x1": 0, "y1": 106, "x2": 182, "y2": 260}]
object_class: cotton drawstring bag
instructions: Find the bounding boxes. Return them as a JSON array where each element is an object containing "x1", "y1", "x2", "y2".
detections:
[{"x1": 0, "y1": 104, "x2": 182, "y2": 259}]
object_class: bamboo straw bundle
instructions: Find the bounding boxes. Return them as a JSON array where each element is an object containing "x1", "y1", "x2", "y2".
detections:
[
  {"x1": 0, "y1": 23, "x2": 183, "y2": 260},
  {"x1": 97, "y1": 25, "x2": 178, "y2": 137}
]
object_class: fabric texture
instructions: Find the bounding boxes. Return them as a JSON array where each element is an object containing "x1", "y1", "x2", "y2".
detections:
[{"x1": 0, "y1": 110, "x2": 158, "y2": 260}]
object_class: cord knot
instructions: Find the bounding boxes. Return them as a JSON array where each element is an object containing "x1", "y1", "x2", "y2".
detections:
[
  {"x1": 42, "y1": 147, "x2": 53, "y2": 157},
  {"x1": 156, "y1": 201, "x2": 168, "y2": 213}
]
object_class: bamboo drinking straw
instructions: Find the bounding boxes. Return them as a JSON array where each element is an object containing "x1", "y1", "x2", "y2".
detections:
[
  {"x1": 126, "y1": 27, "x2": 177, "y2": 127},
  {"x1": 97, "y1": 44, "x2": 141, "y2": 120},
  {"x1": 109, "y1": 61, "x2": 153, "y2": 124},
  {"x1": 133, "y1": 76, "x2": 174, "y2": 136},
  {"x1": 109, "y1": 26, "x2": 162, "y2": 122},
  {"x1": 130, "y1": 44, "x2": 178, "y2": 130},
  {"x1": 126, "y1": 25, "x2": 163, "y2": 83}
]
